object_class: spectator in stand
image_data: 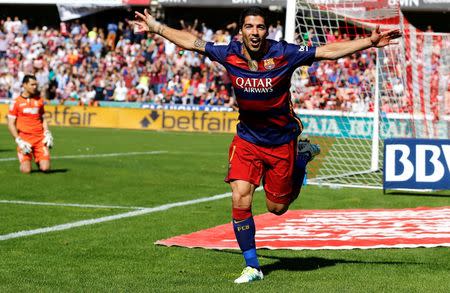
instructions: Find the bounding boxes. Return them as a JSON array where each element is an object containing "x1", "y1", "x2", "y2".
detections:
[
  {"x1": 325, "y1": 27, "x2": 336, "y2": 43},
  {"x1": 81, "y1": 84, "x2": 96, "y2": 105},
  {"x1": 70, "y1": 19, "x2": 81, "y2": 36},
  {"x1": 0, "y1": 33, "x2": 7, "y2": 59},
  {"x1": 267, "y1": 25, "x2": 277, "y2": 40},
  {"x1": 113, "y1": 80, "x2": 128, "y2": 102},
  {"x1": 0, "y1": 15, "x2": 446, "y2": 115},
  {"x1": 90, "y1": 37, "x2": 103, "y2": 58},
  {"x1": 106, "y1": 22, "x2": 118, "y2": 50},
  {"x1": 3, "y1": 17, "x2": 13, "y2": 33}
]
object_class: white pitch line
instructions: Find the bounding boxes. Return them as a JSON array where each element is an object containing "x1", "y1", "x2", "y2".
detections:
[
  {"x1": 0, "y1": 190, "x2": 235, "y2": 241},
  {"x1": 0, "y1": 150, "x2": 168, "y2": 162},
  {"x1": 0, "y1": 200, "x2": 146, "y2": 210}
]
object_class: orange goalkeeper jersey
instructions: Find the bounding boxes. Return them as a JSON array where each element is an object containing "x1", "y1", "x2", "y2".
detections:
[{"x1": 8, "y1": 96, "x2": 45, "y2": 136}]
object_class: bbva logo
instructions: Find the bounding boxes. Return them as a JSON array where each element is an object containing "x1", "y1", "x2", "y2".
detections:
[{"x1": 385, "y1": 144, "x2": 450, "y2": 182}]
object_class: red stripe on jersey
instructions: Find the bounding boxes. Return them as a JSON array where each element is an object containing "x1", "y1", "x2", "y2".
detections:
[
  {"x1": 229, "y1": 74, "x2": 288, "y2": 97},
  {"x1": 237, "y1": 91, "x2": 290, "y2": 111},
  {"x1": 239, "y1": 92, "x2": 292, "y2": 128},
  {"x1": 225, "y1": 54, "x2": 249, "y2": 71},
  {"x1": 240, "y1": 112, "x2": 290, "y2": 128},
  {"x1": 267, "y1": 114, "x2": 290, "y2": 127},
  {"x1": 226, "y1": 54, "x2": 289, "y2": 72},
  {"x1": 238, "y1": 113, "x2": 267, "y2": 128}
]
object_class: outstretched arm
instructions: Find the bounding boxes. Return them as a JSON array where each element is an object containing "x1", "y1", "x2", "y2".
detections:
[
  {"x1": 130, "y1": 9, "x2": 207, "y2": 54},
  {"x1": 315, "y1": 25, "x2": 402, "y2": 60}
]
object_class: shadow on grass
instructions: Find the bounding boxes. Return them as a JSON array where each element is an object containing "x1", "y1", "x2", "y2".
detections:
[
  {"x1": 30, "y1": 168, "x2": 69, "y2": 174},
  {"x1": 220, "y1": 251, "x2": 423, "y2": 276},
  {"x1": 259, "y1": 256, "x2": 422, "y2": 275}
]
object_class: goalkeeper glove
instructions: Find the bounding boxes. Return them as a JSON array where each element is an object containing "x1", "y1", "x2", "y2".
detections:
[
  {"x1": 15, "y1": 137, "x2": 32, "y2": 154},
  {"x1": 42, "y1": 130, "x2": 53, "y2": 148}
]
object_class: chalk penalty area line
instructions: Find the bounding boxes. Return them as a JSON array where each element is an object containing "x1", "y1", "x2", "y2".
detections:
[
  {"x1": 0, "y1": 200, "x2": 147, "y2": 210},
  {"x1": 0, "y1": 150, "x2": 227, "y2": 162},
  {"x1": 0, "y1": 190, "x2": 238, "y2": 241},
  {"x1": 0, "y1": 150, "x2": 168, "y2": 162}
]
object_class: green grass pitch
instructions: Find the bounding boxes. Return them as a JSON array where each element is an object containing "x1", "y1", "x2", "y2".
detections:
[{"x1": 0, "y1": 126, "x2": 449, "y2": 292}]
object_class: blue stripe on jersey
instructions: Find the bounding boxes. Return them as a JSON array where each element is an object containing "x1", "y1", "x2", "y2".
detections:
[
  {"x1": 239, "y1": 106, "x2": 291, "y2": 118},
  {"x1": 237, "y1": 121, "x2": 301, "y2": 146}
]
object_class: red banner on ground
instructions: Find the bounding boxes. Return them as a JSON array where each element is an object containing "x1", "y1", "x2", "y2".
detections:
[{"x1": 156, "y1": 207, "x2": 450, "y2": 250}]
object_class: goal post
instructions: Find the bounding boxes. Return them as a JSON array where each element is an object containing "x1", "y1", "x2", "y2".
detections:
[{"x1": 287, "y1": 0, "x2": 450, "y2": 188}]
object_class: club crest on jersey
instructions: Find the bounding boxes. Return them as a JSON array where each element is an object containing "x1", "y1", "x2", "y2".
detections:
[{"x1": 263, "y1": 58, "x2": 275, "y2": 70}]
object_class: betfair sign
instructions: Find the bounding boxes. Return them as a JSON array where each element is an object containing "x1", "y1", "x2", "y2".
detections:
[{"x1": 0, "y1": 104, "x2": 239, "y2": 133}]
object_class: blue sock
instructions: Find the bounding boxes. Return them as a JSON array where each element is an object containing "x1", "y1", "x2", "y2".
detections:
[
  {"x1": 295, "y1": 153, "x2": 309, "y2": 183},
  {"x1": 233, "y1": 217, "x2": 260, "y2": 269},
  {"x1": 296, "y1": 153, "x2": 311, "y2": 169},
  {"x1": 289, "y1": 153, "x2": 309, "y2": 204}
]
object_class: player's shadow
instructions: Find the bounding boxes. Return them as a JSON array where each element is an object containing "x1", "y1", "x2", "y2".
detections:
[
  {"x1": 258, "y1": 255, "x2": 422, "y2": 276},
  {"x1": 31, "y1": 168, "x2": 69, "y2": 174},
  {"x1": 220, "y1": 251, "x2": 422, "y2": 276}
]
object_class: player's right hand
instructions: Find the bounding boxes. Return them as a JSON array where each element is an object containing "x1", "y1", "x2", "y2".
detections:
[
  {"x1": 15, "y1": 137, "x2": 32, "y2": 154},
  {"x1": 132, "y1": 9, "x2": 162, "y2": 34}
]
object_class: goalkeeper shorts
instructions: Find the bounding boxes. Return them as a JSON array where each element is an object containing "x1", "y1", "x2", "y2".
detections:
[{"x1": 17, "y1": 133, "x2": 50, "y2": 163}]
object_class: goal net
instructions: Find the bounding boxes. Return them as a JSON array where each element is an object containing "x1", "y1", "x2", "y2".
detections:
[{"x1": 288, "y1": 0, "x2": 450, "y2": 188}]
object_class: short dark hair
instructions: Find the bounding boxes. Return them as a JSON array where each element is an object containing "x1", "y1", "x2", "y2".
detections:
[
  {"x1": 22, "y1": 75, "x2": 36, "y2": 84},
  {"x1": 239, "y1": 6, "x2": 267, "y2": 28}
]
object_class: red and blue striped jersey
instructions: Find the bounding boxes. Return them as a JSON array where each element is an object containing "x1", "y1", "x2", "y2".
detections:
[{"x1": 205, "y1": 39, "x2": 316, "y2": 146}]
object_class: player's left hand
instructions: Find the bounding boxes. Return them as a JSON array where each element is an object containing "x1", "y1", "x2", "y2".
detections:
[
  {"x1": 43, "y1": 130, "x2": 53, "y2": 148},
  {"x1": 370, "y1": 25, "x2": 402, "y2": 48}
]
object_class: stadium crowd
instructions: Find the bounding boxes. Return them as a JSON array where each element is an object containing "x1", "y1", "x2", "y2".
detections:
[
  {"x1": 0, "y1": 16, "x2": 448, "y2": 115},
  {"x1": 0, "y1": 16, "x2": 245, "y2": 107}
]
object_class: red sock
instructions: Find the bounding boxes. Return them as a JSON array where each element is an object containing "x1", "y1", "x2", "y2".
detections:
[{"x1": 232, "y1": 207, "x2": 252, "y2": 220}]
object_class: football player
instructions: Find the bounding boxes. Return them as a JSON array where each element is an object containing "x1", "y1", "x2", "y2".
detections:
[
  {"x1": 8, "y1": 75, "x2": 53, "y2": 173},
  {"x1": 131, "y1": 7, "x2": 401, "y2": 283}
]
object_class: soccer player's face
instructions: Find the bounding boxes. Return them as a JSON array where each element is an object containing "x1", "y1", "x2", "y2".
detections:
[
  {"x1": 24, "y1": 79, "x2": 38, "y2": 96},
  {"x1": 241, "y1": 15, "x2": 267, "y2": 53}
]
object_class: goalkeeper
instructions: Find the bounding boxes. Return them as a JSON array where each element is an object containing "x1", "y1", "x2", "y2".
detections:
[
  {"x1": 8, "y1": 75, "x2": 53, "y2": 173},
  {"x1": 131, "y1": 7, "x2": 401, "y2": 283}
]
